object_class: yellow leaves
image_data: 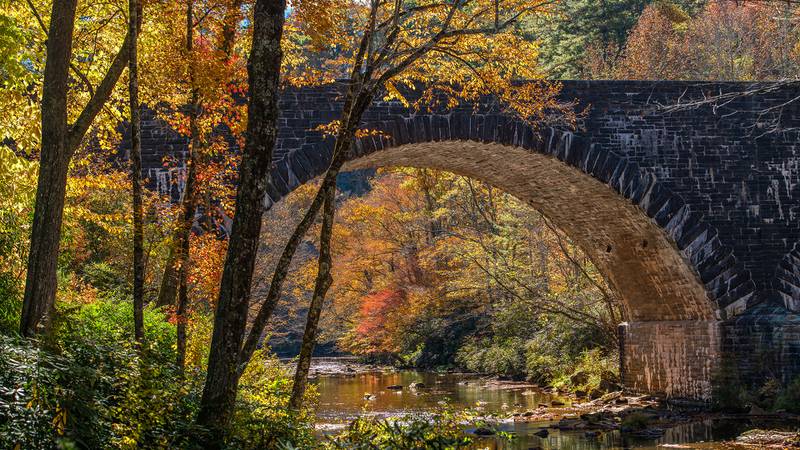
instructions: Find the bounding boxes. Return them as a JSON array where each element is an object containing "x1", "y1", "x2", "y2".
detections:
[
  {"x1": 52, "y1": 405, "x2": 68, "y2": 436},
  {"x1": 384, "y1": 81, "x2": 409, "y2": 107},
  {"x1": 314, "y1": 120, "x2": 342, "y2": 137}
]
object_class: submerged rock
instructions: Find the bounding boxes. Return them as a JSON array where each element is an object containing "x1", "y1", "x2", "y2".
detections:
[
  {"x1": 386, "y1": 384, "x2": 403, "y2": 390},
  {"x1": 534, "y1": 428, "x2": 549, "y2": 438}
]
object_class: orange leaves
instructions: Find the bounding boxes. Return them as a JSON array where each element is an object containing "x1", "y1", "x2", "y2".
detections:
[
  {"x1": 188, "y1": 233, "x2": 228, "y2": 307},
  {"x1": 350, "y1": 288, "x2": 408, "y2": 353},
  {"x1": 616, "y1": 0, "x2": 800, "y2": 81}
]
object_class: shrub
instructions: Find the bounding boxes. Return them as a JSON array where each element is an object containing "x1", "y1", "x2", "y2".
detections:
[
  {"x1": 323, "y1": 409, "x2": 473, "y2": 449},
  {"x1": 228, "y1": 349, "x2": 317, "y2": 449},
  {"x1": 774, "y1": 376, "x2": 800, "y2": 414},
  {"x1": 524, "y1": 351, "x2": 563, "y2": 385},
  {"x1": 556, "y1": 349, "x2": 618, "y2": 392},
  {"x1": 81, "y1": 261, "x2": 130, "y2": 296},
  {"x1": 0, "y1": 298, "x2": 200, "y2": 449},
  {"x1": 711, "y1": 362, "x2": 749, "y2": 413},
  {"x1": 0, "y1": 272, "x2": 21, "y2": 334},
  {"x1": 0, "y1": 335, "x2": 68, "y2": 449},
  {"x1": 455, "y1": 337, "x2": 527, "y2": 378},
  {"x1": 621, "y1": 412, "x2": 650, "y2": 431}
]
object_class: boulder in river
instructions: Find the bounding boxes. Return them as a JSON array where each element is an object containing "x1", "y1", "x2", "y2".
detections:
[
  {"x1": 570, "y1": 371, "x2": 589, "y2": 386},
  {"x1": 363, "y1": 394, "x2": 376, "y2": 401},
  {"x1": 408, "y1": 382, "x2": 425, "y2": 389},
  {"x1": 598, "y1": 378, "x2": 621, "y2": 393},
  {"x1": 473, "y1": 426, "x2": 495, "y2": 436},
  {"x1": 557, "y1": 417, "x2": 585, "y2": 430}
]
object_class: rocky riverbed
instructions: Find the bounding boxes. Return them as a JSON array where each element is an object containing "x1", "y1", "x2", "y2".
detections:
[{"x1": 299, "y1": 357, "x2": 800, "y2": 449}]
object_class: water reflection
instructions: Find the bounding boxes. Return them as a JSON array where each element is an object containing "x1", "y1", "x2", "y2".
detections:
[
  {"x1": 314, "y1": 369, "x2": 563, "y2": 425},
  {"x1": 303, "y1": 358, "x2": 793, "y2": 449}
]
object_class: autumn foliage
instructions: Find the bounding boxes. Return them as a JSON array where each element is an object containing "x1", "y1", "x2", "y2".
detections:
[{"x1": 616, "y1": 0, "x2": 800, "y2": 80}]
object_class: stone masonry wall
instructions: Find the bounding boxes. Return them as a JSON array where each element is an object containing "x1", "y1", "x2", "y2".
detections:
[{"x1": 131, "y1": 80, "x2": 800, "y2": 397}]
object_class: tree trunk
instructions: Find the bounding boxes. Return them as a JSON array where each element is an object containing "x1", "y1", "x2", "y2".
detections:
[
  {"x1": 157, "y1": 0, "x2": 200, "y2": 314},
  {"x1": 196, "y1": 0, "x2": 285, "y2": 439},
  {"x1": 237, "y1": 84, "x2": 370, "y2": 371},
  {"x1": 156, "y1": 246, "x2": 179, "y2": 307},
  {"x1": 176, "y1": 237, "x2": 190, "y2": 369},
  {"x1": 175, "y1": 0, "x2": 201, "y2": 371},
  {"x1": 237, "y1": 172, "x2": 329, "y2": 369},
  {"x1": 176, "y1": 94, "x2": 199, "y2": 370},
  {"x1": 129, "y1": 0, "x2": 145, "y2": 344},
  {"x1": 20, "y1": 1, "x2": 132, "y2": 336},
  {"x1": 289, "y1": 177, "x2": 337, "y2": 410},
  {"x1": 19, "y1": 0, "x2": 78, "y2": 337}
]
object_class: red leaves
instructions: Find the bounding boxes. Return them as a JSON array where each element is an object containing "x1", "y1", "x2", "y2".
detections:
[{"x1": 352, "y1": 288, "x2": 407, "y2": 354}]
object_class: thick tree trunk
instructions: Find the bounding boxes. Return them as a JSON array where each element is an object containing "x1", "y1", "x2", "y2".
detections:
[
  {"x1": 237, "y1": 83, "x2": 370, "y2": 370},
  {"x1": 288, "y1": 177, "x2": 337, "y2": 410},
  {"x1": 196, "y1": 0, "x2": 285, "y2": 439},
  {"x1": 20, "y1": 2, "x2": 131, "y2": 337},
  {"x1": 19, "y1": 0, "x2": 78, "y2": 337},
  {"x1": 129, "y1": 0, "x2": 145, "y2": 344},
  {"x1": 237, "y1": 171, "x2": 329, "y2": 369}
]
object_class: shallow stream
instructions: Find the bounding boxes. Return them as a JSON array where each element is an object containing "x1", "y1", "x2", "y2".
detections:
[{"x1": 300, "y1": 357, "x2": 794, "y2": 449}]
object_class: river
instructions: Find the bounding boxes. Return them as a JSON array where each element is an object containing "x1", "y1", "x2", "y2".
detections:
[{"x1": 300, "y1": 357, "x2": 791, "y2": 449}]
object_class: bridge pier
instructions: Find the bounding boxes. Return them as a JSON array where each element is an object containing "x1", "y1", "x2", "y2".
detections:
[
  {"x1": 620, "y1": 307, "x2": 800, "y2": 400},
  {"x1": 619, "y1": 320, "x2": 721, "y2": 399},
  {"x1": 721, "y1": 304, "x2": 800, "y2": 389}
]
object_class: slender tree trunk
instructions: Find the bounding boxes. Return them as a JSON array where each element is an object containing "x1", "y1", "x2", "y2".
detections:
[
  {"x1": 289, "y1": 178, "x2": 337, "y2": 410},
  {"x1": 176, "y1": 98, "x2": 199, "y2": 370},
  {"x1": 176, "y1": 234, "x2": 190, "y2": 369},
  {"x1": 20, "y1": 1, "x2": 131, "y2": 336},
  {"x1": 157, "y1": 0, "x2": 200, "y2": 313},
  {"x1": 19, "y1": 0, "x2": 78, "y2": 337},
  {"x1": 237, "y1": 171, "x2": 329, "y2": 369},
  {"x1": 196, "y1": 0, "x2": 285, "y2": 438},
  {"x1": 129, "y1": 0, "x2": 145, "y2": 344},
  {"x1": 175, "y1": 0, "x2": 200, "y2": 371},
  {"x1": 237, "y1": 126, "x2": 361, "y2": 372}
]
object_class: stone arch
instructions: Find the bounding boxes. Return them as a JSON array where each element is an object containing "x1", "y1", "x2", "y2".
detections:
[
  {"x1": 262, "y1": 112, "x2": 760, "y2": 398},
  {"x1": 266, "y1": 112, "x2": 754, "y2": 322}
]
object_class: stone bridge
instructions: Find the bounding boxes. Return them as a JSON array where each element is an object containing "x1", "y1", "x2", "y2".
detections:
[{"x1": 137, "y1": 80, "x2": 800, "y2": 399}]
